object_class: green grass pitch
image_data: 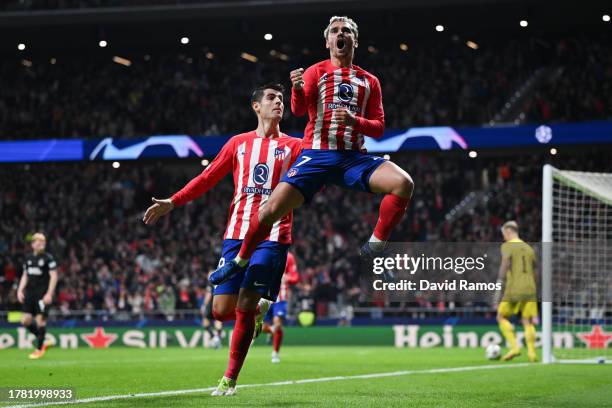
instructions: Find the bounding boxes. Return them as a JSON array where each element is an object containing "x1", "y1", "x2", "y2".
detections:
[{"x1": 1, "y1": 346, "x2": 610, "y2": 407}]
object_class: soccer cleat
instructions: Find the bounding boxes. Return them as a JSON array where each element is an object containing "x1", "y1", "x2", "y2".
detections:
[
  {"x1": 360, "y1": 242, "x2": 395, "y2": 282},
  {"x1": 528, "y1": 351, "x2": 538, "y2": 363},
  {"x1": 502, "y1": 348, "x2": 521, "y2": 362},
  {"x1": 254, "y1": 299, "x2": 272, "y2": 339},
  {"x1": 28, "y1": 348, "x2": 45, "y2": 360},
  {"x1": 271, "y1": 351, "x2": 280, "y2": 364},
  {"x1": 211, "y1": 376, "x2": 237, "y2": 396},
  {"x1": 209, "y1": 260, "x2": 245, "y2": 285}
]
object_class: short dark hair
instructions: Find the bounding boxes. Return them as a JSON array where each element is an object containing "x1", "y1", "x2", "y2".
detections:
[{"x1": 251, "y1": 83, "x2": 285, "y2": 104}]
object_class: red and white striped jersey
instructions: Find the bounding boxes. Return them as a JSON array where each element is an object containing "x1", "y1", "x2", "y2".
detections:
[
  {"x1": 291, "y1": 59, "x2": 385, "y2": 151},
  {"x1": 171, "y1": 131, "x2": 302, "y2": 244},
  {"x1": 277, "y1": 251, "x2": 299, "y2": 302}
]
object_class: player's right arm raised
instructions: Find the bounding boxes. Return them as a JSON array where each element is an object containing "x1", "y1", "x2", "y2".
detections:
[
  {"x1": 143, "y1": 138, "x2": 235, "y2": 225},
  {"x1": 290, "y1": 67, "x2": 313, "y2": 117}
]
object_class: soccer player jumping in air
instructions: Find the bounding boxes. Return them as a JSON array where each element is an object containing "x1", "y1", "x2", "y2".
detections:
[
  {"x1": 143, "y1": 83, "x2": 302, "y2": 396},
  {"x1": 210, "y1": 16, "x2": 414, "y2": 285}
]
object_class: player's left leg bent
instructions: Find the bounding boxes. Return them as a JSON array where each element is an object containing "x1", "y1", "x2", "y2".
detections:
[{"x1": 367, "y1": 160, "x2": 414, "y2": 244}]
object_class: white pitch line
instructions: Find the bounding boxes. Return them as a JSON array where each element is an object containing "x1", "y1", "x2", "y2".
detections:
[{"x1": 4, "y1": 363, "x2": 529, "y2": 408}]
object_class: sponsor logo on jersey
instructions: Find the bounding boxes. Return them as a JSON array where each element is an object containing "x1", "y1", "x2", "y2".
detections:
[
  {"x1": 338, "y1": 83, "x2": 354, "y2": 103},
  {"x1": 253, "y1": 163, "x2": 269, "y2": 185},
  {"x1": 243, "y1": 186, "x2": 272, "y2": 195},
  {"x1": 27, "y1": 267, "x2": 43, "y2": 276},
  {"x1": 327, "y1": 102, "x2": 361, "y2": 113}
]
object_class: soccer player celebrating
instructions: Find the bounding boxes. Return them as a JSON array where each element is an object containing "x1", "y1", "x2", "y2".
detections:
[
  {"x1": 143, "y1": 83, "x2": 302, "y2": 396},
  {"x1": 17, "y1": 232, "x2": 58, "y2": 359},
  {"x1": 256, "y1": 251, "x2": 299, "y2": 363},
  {"x1": 210, "y1": 16, "x2": 414, "y2": 285},
  {"x1": 495, "y1": 221, "x2": 538, "y2": 362}
]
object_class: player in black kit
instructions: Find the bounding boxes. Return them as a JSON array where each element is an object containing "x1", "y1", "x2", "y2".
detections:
[{"x1": 17, "y1": 233, "x2": 58, "y2": 359}]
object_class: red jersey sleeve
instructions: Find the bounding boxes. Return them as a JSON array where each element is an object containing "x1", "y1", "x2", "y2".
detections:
[
  {"x1": 284, "y1": 252, "x2": 300, "y2": 285},
  {"x1": 354, "y1": 75, "x2": 385, "y2": 138},
  {"x1": 291, "y1": 66, "x2": 317, "y2": 117},
  {"x1": 170, "y1": 138, "x2": 235, "y2": 207}
]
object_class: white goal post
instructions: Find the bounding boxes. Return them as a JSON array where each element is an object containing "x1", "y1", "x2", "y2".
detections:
[{"x1": 542, "y1": 165, "x2": 612, "y2": 364}]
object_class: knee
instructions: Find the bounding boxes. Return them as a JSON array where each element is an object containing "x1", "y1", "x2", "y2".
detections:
[
  {"x1": 212, "y1": 304, "x2": 234, "y2": 321},
  {"x1": 396, "y1": 174, "x2": 414, "y2": 198}
]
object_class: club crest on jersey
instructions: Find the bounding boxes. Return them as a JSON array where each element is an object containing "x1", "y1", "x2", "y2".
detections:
[
  {"x1": 338, "y1": 83, "x2": 354, "y2": 103},
  {"x1": 287, "y1": 168, "x2": 299, "y2": 178},
  {"x1": 274, "y1": 147, "x2": 286, "y2": 161},
  {"x1": 38, "y1": 259, "x2": 45, "y2": 267},
  {"x1": 253, "y1": 163, "x2": 270, "y2": 185}
]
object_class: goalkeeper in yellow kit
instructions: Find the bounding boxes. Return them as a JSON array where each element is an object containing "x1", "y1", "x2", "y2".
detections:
[{"x1": 495, "y1": 221, "x2": 538, "y2": 362}]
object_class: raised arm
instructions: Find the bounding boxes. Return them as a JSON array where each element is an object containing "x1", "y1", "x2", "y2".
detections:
[{"x1": 291, "y1": 67, "x2": 315, "y2": 117}]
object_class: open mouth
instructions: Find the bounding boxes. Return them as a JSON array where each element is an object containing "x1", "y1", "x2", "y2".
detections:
[{"x1": 336, "y1": 37, "x2": 346, "y2": 50}]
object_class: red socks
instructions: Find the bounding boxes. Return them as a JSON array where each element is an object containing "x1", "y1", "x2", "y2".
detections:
[
  {"x1": 272, "y1": 327, "x2": 284, "y2": 353},
  {"x1": 212, "y1": 310, "x2": 236, "y2": 322},
  {"x1": 238, "y1": 215, "x2": 272, "y2": 259},
  {"x1": 224, "y1": 308, "x2": 256, "y2": 380},
  {"x1": 373, "y1": 194, "x2": 410, "y2": 241}
]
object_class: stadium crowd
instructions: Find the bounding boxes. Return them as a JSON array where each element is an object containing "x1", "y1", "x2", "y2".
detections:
[
  {"x1": 1, "y1": 149, "x2": 611, "y2": 320},
  {"x1": 1, "y1": 32, "x2": 610, "y2": 141}
]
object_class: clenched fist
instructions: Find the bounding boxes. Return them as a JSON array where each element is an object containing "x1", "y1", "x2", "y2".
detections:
[
  {"x1": 334, "y1": 107, "x2": 356, "y2": 125},
  {"x1": 290, "y1": 68, "x2": 305, "y2": 90}
]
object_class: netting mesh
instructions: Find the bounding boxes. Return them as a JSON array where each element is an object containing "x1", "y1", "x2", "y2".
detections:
[{"x1": 550, "y1": 169, "x2": 612, "y2": 361}]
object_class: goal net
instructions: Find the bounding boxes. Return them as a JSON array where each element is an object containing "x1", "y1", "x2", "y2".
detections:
[{"x1": 542, "y1": 165, "x2": 612, "y2": 363}]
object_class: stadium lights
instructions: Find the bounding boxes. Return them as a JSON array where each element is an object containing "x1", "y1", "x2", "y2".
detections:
[
  {"x1": 112, "y1": 161, "x2": 120, "y2": 169},
  {"x1": 435, "y1": 25, "x2": 444, "y2": 32},
  {"x1": 180, "y1": 37, "x2": 190, "y2": 45},
  {"x1": 241, "y1": 52, "x2": 258, "y2": 63},
  {"x1": 99, "y1": 40, "x2": 108, "y2": 48},
  {"x1": 550, "y1": 148, "x2": 558, "y2": 155},
  {"x1": 466, "y1": 41, "x2": 479, "y2": 50},
  {"x1": 604, "y1": 14, "x2": 611, "y2": 22},
  {"x1": 264, "y1": 33, "x2": 273, "y2": 41},
  {"x1": 399, "y1": 43, "x2": 408, "y2": 51},
  {"x1": 201, "y1": 159, "x2": 210, "y2": 167},
  {"x1": 112, "y1": 56, "x2": 132, "y2": 67},
  {"x1": 520, "y1": 20, "x2": 528, "y2": 27},
  {"x1": 469, "y1": 151, "x2": 478, "y2": 158},
  {"x1": 17, "y1": 43, "x2": 25, "y2": 51}
]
